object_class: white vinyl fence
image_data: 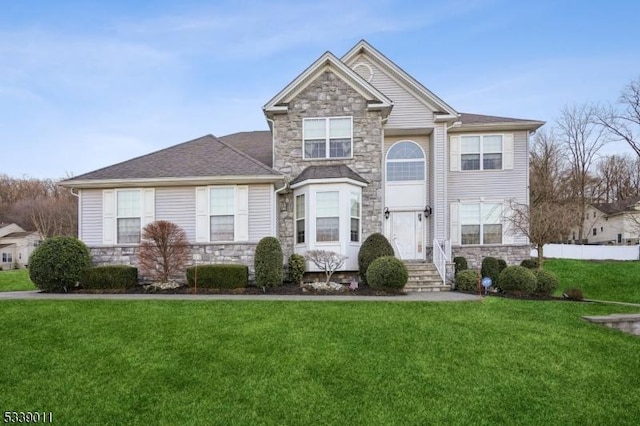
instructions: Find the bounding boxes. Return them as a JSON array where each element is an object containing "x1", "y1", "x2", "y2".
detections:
[{"x1": 531, "y1": 244, "x2": 640, "y2": 261}]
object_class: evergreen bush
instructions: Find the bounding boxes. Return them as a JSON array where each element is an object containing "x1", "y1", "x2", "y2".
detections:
[
  {"x1": 358, "y1": 233, "x2": 394, "y2": 284},
  {"x1": 288, "y1": 253, "x2": 306, "y2": 285},
  {"x1": 453, "y1": 256, "x2": 468, "y2": 275},
  {"x1": 455, "y1": 269, "x2": 480, "y2": 292},
  {"x1": 29, "y1": 237, "x2": 92, "y2": 292},
  {"x1": 186, "y1": 264, "x2": 248, "y2": 288},
  {"x1": 81, "y1": 265, "x2": 138, "y2": 289},
  {"x1": 254, "y1": 237, "x2": 283, "y2": 287},
  {"x1": 366, "y1": 256, "x2": 408, "y2": 290},
  {"x1": 498, "y1": 265, "x2": 537, "y2": 295},
  {"x1": 520, "y1": 258, "x2": 539, "y2": 269},
  {"x1": 481, "y1": 257, "x2": 501, "y2": 287},
  {"x1": 534, "y1": 269, "x2": 559, "y2": 295}
]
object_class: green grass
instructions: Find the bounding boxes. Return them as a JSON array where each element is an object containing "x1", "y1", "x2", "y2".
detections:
[
  {"x1": 0, "y1": 269, "x2": 36, "y2": 291},
  {"x1": 544, "y1": 258, "x2": 640, "y2": 303},
  {"x1": 1, "y1": 299, "x2": 639, "y2": 425}
]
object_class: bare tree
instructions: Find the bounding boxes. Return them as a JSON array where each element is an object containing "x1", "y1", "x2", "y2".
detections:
[
  {"x1": 594, "y1": 154, "x2": 638, "y2": 202},
  {"x1": 138, "y1": 221, "x2": 190, "y2": 283},
  {"x1": 557, "y1": 104, "x2": 609, "y2": 242},
  {"x1": 595, "y1": 77, "x2": 640, "y2": 157},
  {"x1": 305, "y1": 250, "x2": 347, "y2": 284}
]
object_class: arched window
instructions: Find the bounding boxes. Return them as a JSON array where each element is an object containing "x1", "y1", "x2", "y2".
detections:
[{"x1": 386, "y1": 141, "x2": 425, "y2": 181}]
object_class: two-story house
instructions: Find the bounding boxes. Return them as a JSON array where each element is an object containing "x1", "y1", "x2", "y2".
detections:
[
  {"x1": 61, "y1": 40, "x2": 544, "y2": 285},
  {"x1": 571, "y1": 197, "x2": 640, "y2": 245}
]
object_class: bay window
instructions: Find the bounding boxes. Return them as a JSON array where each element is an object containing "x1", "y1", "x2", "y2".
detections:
[
  {"x1": 350, "y1": 193, "x2": 360, "y2": 242},
  {"x1": 316, "y1": 191, "x2": 339, "y2": 242},
  {"x1": 296, "y1": 194, "x2": 305, "y2": 244},
  {"x1": 303, "y1": 117, "x2": 352, "y2": 159}
]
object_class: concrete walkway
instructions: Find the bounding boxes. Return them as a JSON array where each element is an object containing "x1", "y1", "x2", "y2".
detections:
[{"x1": 0, "y1": 290, "x2": 480, "y2": 302}]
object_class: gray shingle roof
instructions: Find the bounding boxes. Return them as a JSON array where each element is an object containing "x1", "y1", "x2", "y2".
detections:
[
  {"x1": 66, "y1": 134, "x2": 280, "y2": 181},
  {"x1": 290, "y1": 164, "x2": 368, "y2": 186},
  {"x1": 3, "y1": 232, "x2": 34, "y2": 238},
  {"x1": 593, "y1": 196, "x2": 640, "y2": 215},
  {"x1": 459, "y1": 112, "x2": 544, "y2": 126},
  {"x1": 219, "y1": 131, "x2": 272, "y2": 167}
]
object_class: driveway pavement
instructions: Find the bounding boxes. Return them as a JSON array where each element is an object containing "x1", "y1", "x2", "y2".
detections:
[{"x1": 0, "y1": 290, "x2": 480, "y2": 302}]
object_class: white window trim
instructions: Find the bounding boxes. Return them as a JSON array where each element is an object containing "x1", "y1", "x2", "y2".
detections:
[
  {"x1": 295, "y1": 193, "x2": 306, "y2": 245},
  {"x1": 450, "y1": 133, "x2": 514, "y2": 172},
  {"x1": 385, "y1": 140, "x2": 426, "y2": 182},
  {"x1": 302, "y1": 116, "x2": 354, "y2": 160},
  {"x1": 102, "y1": 188, "x2": 155, "y2": 245},
  {"x1": 195, "y1": 185, "x2": 249, "y2": 243},
  {"x1": 350, "y1": 192, "x2": 361, "y2": 243},
  {"x1": 451, "y1": 200, "x2": 507, "y2": 246}
]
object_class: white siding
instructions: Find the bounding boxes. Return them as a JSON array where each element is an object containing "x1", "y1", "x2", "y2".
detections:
[
  {"x1": 156, "y1": 187, "x2": 196, "y2": 242},
  {"x1": 354, "y1": 56, "x2": 435, "y2": 129},
  {"x1": 80, "y1": 189, "x2": 102, "y2": 245},
  {"x1": 434, "y1": 123, "x2": 446, "y2": 240},
  {"x1": 249, "y1": 184, "x2": 273, "y2": 241}
]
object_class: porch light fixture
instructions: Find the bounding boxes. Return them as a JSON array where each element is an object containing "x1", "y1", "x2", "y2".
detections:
[
  {"x1": 424, "y1": 205, "x2": 432, "y2": 218},
  {"x1": 384, "y1": 207, "x2": 390, "y2": 220}
]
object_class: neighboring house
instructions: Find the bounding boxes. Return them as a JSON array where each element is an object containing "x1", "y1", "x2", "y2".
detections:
[
  {"x1": 571, "y1": 197, "x2": 640, "y2": 245},
  {"x1": 61, "y1": 40, "x2": 544, "y2": 282},
  {"x1": 0, "y1": 223, "x2": 41, "y2": 269}
]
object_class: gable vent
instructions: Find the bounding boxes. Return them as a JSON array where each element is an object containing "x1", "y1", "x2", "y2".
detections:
[{"x1": 353, "y1": 62, "x2": 373, "y2": 82}]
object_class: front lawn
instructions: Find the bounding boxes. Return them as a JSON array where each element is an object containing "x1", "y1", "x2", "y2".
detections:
[
  {"x1": 1, "y1": 299, "x2": 639, "y2": 425},
  {"x1": 544, "y1": 258, "x2": 640, "y2": 303},
  {"x1": 0, "y1": 269, "x2": 35, "y2": 292}
]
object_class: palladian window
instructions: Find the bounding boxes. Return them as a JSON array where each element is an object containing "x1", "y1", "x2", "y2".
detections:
[{"x1": 386, "y1": 141, "x2": 425, "y2": 181}]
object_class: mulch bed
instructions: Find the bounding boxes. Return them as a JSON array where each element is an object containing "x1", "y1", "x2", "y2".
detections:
[{"x1": 72, "y1": 283, "x2": 405, "y2": 297}]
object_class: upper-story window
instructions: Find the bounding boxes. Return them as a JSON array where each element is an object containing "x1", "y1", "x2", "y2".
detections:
[
  {"x1": 303, "y1": 117, "x2": 352, "y2": 159},
  {"x1": 461, "y1": 135, "x2": 502, "y2": 170},
  {"x1": 386, "y1": 141, "x2": 425, "y2": 181}
]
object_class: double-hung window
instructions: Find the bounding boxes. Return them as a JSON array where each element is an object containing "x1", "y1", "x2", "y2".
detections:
[
  {"x1": 316, "y1": 191, "x2": 340, "y2": 242},
  {"x1": 210, "y1": 188, "x2": 235, "y2": 241},
  {"x1": 303, "y1": 117, "x2": 352, "y2": 159},
  {"x1": 350, "y1": 193, "x2": 360, "y2": 242},
  {"x1": 296, "y1": 194, "x2": 305, "y2": 244},
  {"x1": 117, "y1": 190, "x2": 142, "y2": 244},
  {"x1": 461, "y1": 135, "x2": 503, "y2": 170},
  {"x1": 460, "y1": 203, "x2": 502, "y2": 245},
  {"x1": 2, "y1": 253, "x2": 12, "y2": 263}
]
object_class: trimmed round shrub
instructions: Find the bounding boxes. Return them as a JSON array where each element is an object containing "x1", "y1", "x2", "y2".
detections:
[
  {"x1": 520, "y1": 258, "x2": 539, "y2": 269},
  {"x1": 29, "y1": 237, "x2": 92, "y2": 292},
  {"x1": 366, "y1": 256, "x2": 408, "y2": 290},
  {"x1": 497, "y1": 259, "x2": 507, "y2": 273},
  {"x1": 498, "y1": 265, "x2": 537, "y2": 295},
  {"x1": 453, "y1": 256, "x2": 468, "y2": 275},
  {"x1": 186, "y1": 264, "x2": 248, "y2": 288},
  {"x1": 481, "y1": 257, "x2": 501, "y2": 287},
  {"x1": 81, "y1": 265, "x2": 138, "y2": 289},
  {"x1": 534, "y1": 269, "x2": 559, "y2": 295},
  {"x1": 254, "y1": 237, "x2": 283, "y2": 287},
  {"x1": 358, "y1": 233, "x2": 394, "y2": 284},
  {"x1": 455, "y1": 269, "x2": 480, "y2": 292},
  {"x1": 288, "y1": 253, "x2": 306, "y2": 285}
]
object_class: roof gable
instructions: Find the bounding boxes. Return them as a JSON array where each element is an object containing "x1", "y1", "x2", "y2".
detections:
[
  {"x1": 61, "y1": 134, "x2": 282, "y2": 188},
  {"x1": 341, "y1": 40, "x2": 458, "y2": 119},
  {"x1": 593, "y1": 196, "x2": 640, "y2": 215},
  {"x1": 263, "y1": 51, "x2": 392, "y2": 118}
]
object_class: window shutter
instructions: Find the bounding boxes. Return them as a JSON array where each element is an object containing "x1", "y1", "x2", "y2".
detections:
[
  {"x1": 450, "y1": 202, "x2": 460, "y2": 245},
  {"x1": 235, "y1": 185, "x2": 249, "y2": 241},
  {"x1": 449, "y1": 135, "x2": 460, "y2": 171},
  {"x1": 503, "y1": 133, "x2": 514, "y2": 170},
  {"x1": 141, "y1": 189, "x2": 155, "y2": 228},
  {"x1": 502, "y1": 200, "x2": 514, "y2": 244},
  {"x1": 195, "y1": 187, "x2": 208, "y2": 242},
  {"x1": 102, "y1": 190, "x2": 115, "y2": 245}
]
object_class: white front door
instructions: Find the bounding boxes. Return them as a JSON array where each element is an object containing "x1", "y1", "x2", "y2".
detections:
[{"x1": 391, "y1": 211, "x2": 423, "y2": 260}]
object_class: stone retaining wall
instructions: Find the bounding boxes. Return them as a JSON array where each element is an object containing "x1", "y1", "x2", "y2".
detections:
[{"x1": 452, "y1": 245, "x2": 530, "y2": 269}]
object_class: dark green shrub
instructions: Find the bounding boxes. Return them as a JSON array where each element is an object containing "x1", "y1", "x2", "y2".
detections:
[
  {"x1": 520, "y1": 258, "x2": 539, "y2": 269},
  {"x1": 288, "y1": 253, "x2": 306, "y2": 285},
  {"x1": 29, "y1": 237, "x2": 92, "y2": 292},
  {"x1": 358, "y1": 233, "x2": 394, "y2": 284},
  {"x1": 455, "y1": 269, "x2": 480, "y2": 292},
  {"x1": 498, "y1": 265, "x2": 537, "y2": 295},
  {"x1": 254, "y1": 237, "x2": 283, "y2": 287},
  {"x1": 534, "y1": 269, "x2": 559, "y2": 295},
  {"x1": 366, "y1": 256, "x2": 408, "y2": 290},
  {"x1": 497, "y1": 259, "x2": 507, "y2": 273},
  {"x1": 81, "y1": 265, "x2": 138, "y2": 289},
  {"x1": 453, "y1": 256, "x2": 468, "y2": 274},
  {"x1": 481, "y1": 257, "x2": 501, "y2": 287},
  {"x1": 186, "y1": 264, "x2": 248, "y2": 288},
  {"x1": 565, "y1": 288, "x2": 584, "y2": 301}
]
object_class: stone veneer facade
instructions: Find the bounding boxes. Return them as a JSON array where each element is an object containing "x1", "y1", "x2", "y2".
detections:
[
  {"x1": 452, "y1": 245, "x2": 531, "y2": 270},
  {"x1": 272, "y1": 70, "x2": 384, "y2": 260},
  {"x1": 90, "y1": 244, "x2": 259, "y2": 283}
]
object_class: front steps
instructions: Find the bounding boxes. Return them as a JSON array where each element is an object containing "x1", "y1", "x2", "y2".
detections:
[{"x1": 403, "y1": 261, "x2": 451, "y2": 292}]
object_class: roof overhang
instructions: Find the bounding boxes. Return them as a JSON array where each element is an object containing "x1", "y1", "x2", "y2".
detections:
[
  {"x1": 384, "y1": 127, "x2": 434, "y2": 136},
  {"x1": 263, "y1": 51, "x2": 393, "y2": 119},
  {"x1": 450, "y1": 121, "x2": 546, "y2": 133},
  {"x1": 60, "y1": 175, "x2": 285, "y2": 189}
]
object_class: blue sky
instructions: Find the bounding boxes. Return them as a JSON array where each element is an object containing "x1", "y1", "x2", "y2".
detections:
[{"x1": 1, "y1": 0, "x2": 639, "y2": 179}]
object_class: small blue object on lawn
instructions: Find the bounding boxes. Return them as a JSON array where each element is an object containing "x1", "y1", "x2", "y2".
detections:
[{"x1": 481, "y1": 277, "x2": 492, "y2": 295}]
